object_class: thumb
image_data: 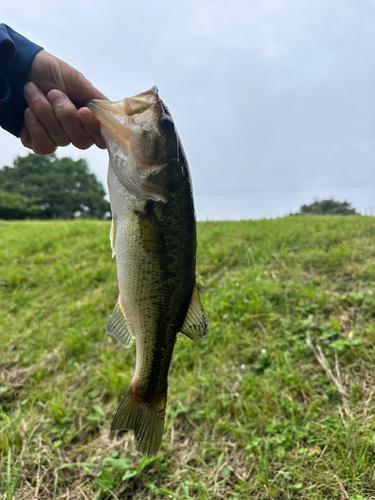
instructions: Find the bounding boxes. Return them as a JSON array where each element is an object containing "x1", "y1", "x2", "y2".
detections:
[{"x1": 63, "y1": 67, "x2": 108, "y2": 106}]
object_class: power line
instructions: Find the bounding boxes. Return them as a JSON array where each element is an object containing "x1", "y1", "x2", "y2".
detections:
[{"x1": 195, "y1": 179, "x2": 375, "y2": 197}]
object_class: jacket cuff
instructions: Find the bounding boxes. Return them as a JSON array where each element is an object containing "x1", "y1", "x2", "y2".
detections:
[{"x1": 0, "y1": 24, "x2": 43, "y2": 137}]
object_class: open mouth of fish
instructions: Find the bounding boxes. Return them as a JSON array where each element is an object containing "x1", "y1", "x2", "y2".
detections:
[{"x1": 87, "y1": 86, "x2": 164, "y2": 167}]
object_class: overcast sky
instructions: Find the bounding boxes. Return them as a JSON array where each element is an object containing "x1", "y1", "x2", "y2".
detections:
[{"x1": 1, "y1": 0, "x2": 374, "y2": 219}]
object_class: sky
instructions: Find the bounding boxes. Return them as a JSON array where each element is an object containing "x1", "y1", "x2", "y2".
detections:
[{"x1": 0, "y1": 0, "x2": 374, "y2": 220}]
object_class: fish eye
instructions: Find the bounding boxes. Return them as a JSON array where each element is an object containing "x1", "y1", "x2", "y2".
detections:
[{"x1": 159, "y1": 114, "x2": 174, "y2": 132}]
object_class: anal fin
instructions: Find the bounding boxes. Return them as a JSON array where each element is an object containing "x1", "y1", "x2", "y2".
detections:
[
  {"x1": 106, "y1": 299, "x2": 134, "y2": 348},
  {"x1": 180, "y1": 283, "x2": 208, "y2": 341}
]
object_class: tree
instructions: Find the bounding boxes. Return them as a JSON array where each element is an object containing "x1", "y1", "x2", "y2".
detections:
[
  {"x1": 295, "y1": 198, "x2": 359, "y2": 216},
  {"x1": 0, "y1": 154, "x2": 110, "y2": 220}
]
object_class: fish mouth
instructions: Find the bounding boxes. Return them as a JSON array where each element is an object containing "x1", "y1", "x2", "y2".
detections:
[
  {"x1": 86, "y1": 86, "x2": 161, "y2": 160},
  {"x1": 124, "y1": 86, "x2": 160, "y2": 116},
  {"x1": 86, "y1": 86, "x2": 159, "y2": 133}
]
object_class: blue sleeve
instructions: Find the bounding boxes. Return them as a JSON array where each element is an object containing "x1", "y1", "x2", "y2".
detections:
[{"x1": 0, "y1": 24, "x2": 43, "y2": 137}]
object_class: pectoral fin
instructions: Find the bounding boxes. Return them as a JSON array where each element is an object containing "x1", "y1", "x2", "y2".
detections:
[
  {"x1": 110, "y1": 216, "x2": 117, "y2": 257},
  {"x1": 106, "y1": 299, "x2": 134, "y2": 348},
  {"x1": 180, "y1": 283, "x2": 208, "y2": 341}
]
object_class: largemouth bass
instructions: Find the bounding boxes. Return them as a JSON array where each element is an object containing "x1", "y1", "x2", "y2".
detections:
[{"x1": 87, "y1": 87, "x2": 208, "y2": 456}]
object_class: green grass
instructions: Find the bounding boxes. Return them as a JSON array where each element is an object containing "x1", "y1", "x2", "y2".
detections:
[{"x1": 1, "y1": 216, "x2": 375, "y2": 499}]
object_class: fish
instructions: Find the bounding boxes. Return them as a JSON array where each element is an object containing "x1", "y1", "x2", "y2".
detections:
[{"x1": 87, "y1": 86, "x2": 208, "y2": 456}]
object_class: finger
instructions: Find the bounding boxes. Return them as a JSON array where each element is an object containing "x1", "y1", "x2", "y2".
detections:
[
  {"x1": 61, "y1": 61, "x2": 108, "y2": 104},
  {"x1": 24, "y1": 108, "x2": 57, "y2": 155},
  {"x1": 70, "y1": 71, "x2": 108, "y2": 103},
  {"x1": 19, "y1": 123, "x2": 32, "y2": 149},
  {"x1": 24, "y1": 82, "x2": 70, "y2": 147},
  {"x1": 77, "y1": 107, "x2": 106, "y2": 149},
  {"x1": 47, "y1": 90, "x2": 95, "y2": 150}
]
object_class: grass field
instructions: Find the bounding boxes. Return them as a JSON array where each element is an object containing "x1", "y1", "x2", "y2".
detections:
[{"x1": 1, "y1": 216, "x2": 375, "y2": 499}]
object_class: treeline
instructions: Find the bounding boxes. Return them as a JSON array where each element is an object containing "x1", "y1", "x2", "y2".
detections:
[
  {"x1": 0, "y1": 154, "x2": 110, "y2": 220},
  {"x1": 0, "y1": 154, "x2": 361, "y2": 220},
  {"x1": 292, "y1": 199, "x2": 359, "y2": 216}
]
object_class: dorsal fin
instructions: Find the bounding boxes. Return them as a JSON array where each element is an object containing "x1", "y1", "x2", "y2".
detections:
[
  {"x1": 180, "y1": 283, "x2": 208, "y2": 341},
  {"x1": 106, "y1": 299, "x2": 134, "y2": 348}
]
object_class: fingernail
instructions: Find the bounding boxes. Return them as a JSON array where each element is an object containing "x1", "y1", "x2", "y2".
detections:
[
  {"x1": 78, "y1": 112, "x2": 93, "y2": 125},
  {"x1": 48, "y1": 89, "x2": 65, "y2": 106},
  {"x1": 24, "y1": 82, "x2": 40, "y2": 100},
  {"x1": 25, "y1": 108, "x2": 36, "y2": 122}
]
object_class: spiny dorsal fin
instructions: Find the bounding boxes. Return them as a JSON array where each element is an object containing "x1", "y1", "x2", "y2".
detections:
[
  {"x1": 110, "y1": 216, "x2": 117, "y2": 257},
  {"x1": 106, "y1": 299, "x2": 134, "y2": 348},
  {"x1": 180, "y1": 283, "x2": 208, "y2": 341}
]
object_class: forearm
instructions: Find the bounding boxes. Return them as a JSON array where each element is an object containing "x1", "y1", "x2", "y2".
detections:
[{"x1": 0, "y1": 24, "x2": 42, "y2": 136}]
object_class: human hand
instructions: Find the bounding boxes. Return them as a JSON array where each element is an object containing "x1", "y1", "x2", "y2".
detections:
[{"x1": 19, "y1": 50, "x2": 107, "y2": 155}]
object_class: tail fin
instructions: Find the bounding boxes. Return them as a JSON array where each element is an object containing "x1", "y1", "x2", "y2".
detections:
[{"x1": 111, "y1": 385, "x2": 167, "y2": 456}]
